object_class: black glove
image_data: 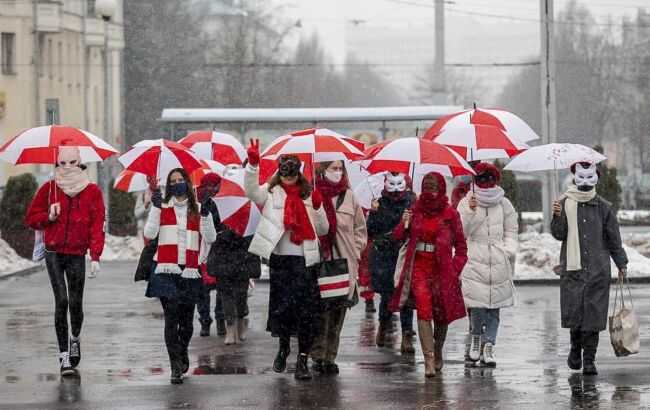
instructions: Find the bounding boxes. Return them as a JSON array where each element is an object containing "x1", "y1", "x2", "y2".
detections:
[
  {"x1": 151, "y1": 189, "x2": 163, "y2": 209},
  {"x1": 200, "y1": 197, "x2": 215, "y2": 217}
]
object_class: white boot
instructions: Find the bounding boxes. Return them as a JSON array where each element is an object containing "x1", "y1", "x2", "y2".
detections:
[
  {"x1": 469, "y1": 334, "x2": 481, "y2": 362},
  {"x1": 224, "y1": 322, "x2": 237, "y2": 345},
  {"x1": 238, "y1": 318, "x2": 249, "y2": 342},
  {"x1": 481, "y1": 342, "x2": 496, "y2": 367}
]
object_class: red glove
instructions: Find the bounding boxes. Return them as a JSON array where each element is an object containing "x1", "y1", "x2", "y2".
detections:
[
  {"x1": 312, "y1": 189, "x2": 323, "y2": 210},
  {"x1": 247, "y1": 139, "x2": 260, "y2": 166}
]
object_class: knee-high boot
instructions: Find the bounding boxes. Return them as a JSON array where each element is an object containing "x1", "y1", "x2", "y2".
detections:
[
  {"x1": 568, "y1": 329, "x2": 582, "y2": 370},
  {"x1": 417, "y1": 320, "x2": 435, "y2": 377},
  {"x1": 433, "y1": 324, "x2": 448, "y2": 371},
  {"x1": 582, "y1": 331, "x2": 599, "y2": 375}
]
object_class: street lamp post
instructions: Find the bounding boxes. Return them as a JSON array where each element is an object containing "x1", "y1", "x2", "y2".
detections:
[{"x1": 96, "y1": 0, "x2": 117, "y2": 231}]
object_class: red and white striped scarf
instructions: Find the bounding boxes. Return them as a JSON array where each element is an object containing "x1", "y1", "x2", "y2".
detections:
[{"x1": 155, "y1": 204, "x2": 201, "y2": 278}]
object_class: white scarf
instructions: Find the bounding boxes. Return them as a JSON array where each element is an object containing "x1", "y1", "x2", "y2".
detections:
[
  {"x1": 55, "y1": 167, "x2": 90, "y2": 197},
  {"x1": 473, "y1": 185, "x2": 505, "y2": 208},
  {"x1": 564, "y1": 184, "x2": 597, "y2": 271}
]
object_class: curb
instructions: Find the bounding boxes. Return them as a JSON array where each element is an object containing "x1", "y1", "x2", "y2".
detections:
[
  {"x1": 513, "y1": 277, "x2": 650, "y2": 286},
  {"x1": 0, "y1": 264, "x2": 44, "y2": 281}
]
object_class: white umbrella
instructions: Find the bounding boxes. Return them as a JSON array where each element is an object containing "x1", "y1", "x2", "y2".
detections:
[{"x1": 504, "y1": 143, "x2": 606, "y2": 172}]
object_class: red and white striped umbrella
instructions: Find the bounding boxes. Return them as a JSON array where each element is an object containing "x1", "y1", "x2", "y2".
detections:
[
  {"x1": 261, "y1": 128, "x2": 364, "y2": 162},
  {"x1": 423, "y1": 107, "x2": 539, "y2": 143},
  {"x1": 363, "y1": 137, "x2": 475, "y2": 177},
  {"x1": 178, "y1": 131, "x2": 246, "y2": 165},
  {"x1": 213, "y1": 169, "x2": 261, "y2": 237},
  {"x1": 432, "y1": 125, "x2": 529, "y2": 161},
  {"x1": 190, "y1": 159, "x2": 227, "y2": 187},
  {"x1": 0, "y1": 125, "x2": 119, "y2": 164},
  {"x1": 114, "y1": 170, "x2": 150, "y2": 192},
  {"x1": 118, "y1": 139, "x2": 203, "y2": 183}
]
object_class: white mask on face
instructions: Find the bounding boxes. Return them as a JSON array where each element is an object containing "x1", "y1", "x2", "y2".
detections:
[
  {"x1": 573, "y1": 162, "x2": 599, "y2": 188},
  {"x1": 385, "y1": 173, "x2": 406, "y2": 192},
  {"x1": 325, "y1": 170, "x2": 343, "y2": 183},
  {"x1": 57, "y1": 146, "x2": 82, "y2": 170}
]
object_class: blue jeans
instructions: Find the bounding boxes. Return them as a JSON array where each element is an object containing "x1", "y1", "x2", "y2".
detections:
[
  {"x1": 197, "y1": 288, "x2": 224, "y2": 325},
  {"x1": 469, "y1": 308, "x2": 500, "y2": 345},
  {"x1": 378, "y1": 292, "x2": 413, "y2": 333}
]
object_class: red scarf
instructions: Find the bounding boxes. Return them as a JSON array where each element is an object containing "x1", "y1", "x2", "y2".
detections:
[
  {"x1": 414, "y1": 172, "x2": 449, "y2": 217},
  {"x1": 282, "y1": 183, "x2": 316, "y2": 245},
  {"x1": 316, "y1": 175, "x2": 348, "y2": 257}
]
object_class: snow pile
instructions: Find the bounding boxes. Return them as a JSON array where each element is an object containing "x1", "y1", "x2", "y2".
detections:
[
  {"x1": 0, "y1": 237, "x2": 38, "y2": 275},
  {"x1": 623, "y1": 232, "x2": 650, "y2": 257},
  {"x1": 521, "y1": 212, "x2": 543, "y2": 224},
  {"x1": 101, "y1": 235, "x2": 144, "y2": 261},
  {"x1": 618, "y1": 210, "x2": 650, "y2": 225},
  {"x1": 515, "y1": 232, "x2": 650, "y2": 280}
]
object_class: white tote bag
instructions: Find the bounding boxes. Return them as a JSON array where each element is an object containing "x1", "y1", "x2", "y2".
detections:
[
  {"x1": 32, "y1": 230, "x2": 46, "y2": 262},
  {"x1": 608, "y1": 278, "x2": 640, "y2": 357}
]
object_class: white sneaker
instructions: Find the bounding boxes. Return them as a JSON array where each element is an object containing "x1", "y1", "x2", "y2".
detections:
[
  {"x1": 481, "y1": 342, "x2": 496, "y2": 367},
  {"x1": 59, "y1": 352, "x2": 75, "y2": 376},
  {"x1": 469, "y1": 335, "x2": 481, "y2": 361}
]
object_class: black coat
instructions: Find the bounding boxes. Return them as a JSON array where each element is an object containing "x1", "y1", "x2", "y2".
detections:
[
  {"x1": 207, "y1": 223, "x2": 261, "y2": 283},
  {"x1": 551, "y1": 195, "x2": 628, "y2": 331},
  {"x1": 366, "y1": 192, "x2": 415, "y2": 294}
]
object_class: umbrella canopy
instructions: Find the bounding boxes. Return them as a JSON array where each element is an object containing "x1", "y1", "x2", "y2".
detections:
[
  {"x1": 213, "y1": 169, "x2": 261, "y2": 237},
  {"x1": 114, "y1": 170, "x2": 151, "y2": 192},
  {"x1": 190, "y1": 159, "x2": 227, "y2": 187},
  {"x1": 504, "y1": 143, "x2": 607, "y2": 172},
  {"x1": 430, "y1": 124, "x2": 529, "y2": 161},
  {"x1": 424, "y1": 107, "x2": 539, "y2": 143},
  {"x1": 0, "y1": 125, "x2": 119, "y2": 164},
  {"x1": 178, "y1": 130, "x2": 246, "y2": 165},
  {"x1": 118, "y1": 139, "x2": 203, "y2": 183},
  {"x1": 261, "y1": 128, "x2": 365, "y2": 162},
  {"x1": 363, "y1": 137, "x2": 475, "y2": 177}
]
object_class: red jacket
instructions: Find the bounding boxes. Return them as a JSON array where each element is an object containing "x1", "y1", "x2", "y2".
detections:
[{"x1": 25, "y1": 181, "x2": 105, "y2": 261}]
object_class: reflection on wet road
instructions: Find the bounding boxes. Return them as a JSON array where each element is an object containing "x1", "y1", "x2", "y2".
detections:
[{"x1": 1, "y1": 261, "x2": 649, "y2": 409}]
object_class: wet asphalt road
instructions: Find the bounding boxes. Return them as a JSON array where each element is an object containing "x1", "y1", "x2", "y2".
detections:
[{"x1": 1, "y1": 261, "x2": 650, "y2": 409}]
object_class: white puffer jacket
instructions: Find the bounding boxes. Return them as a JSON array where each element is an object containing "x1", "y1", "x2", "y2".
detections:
[
  {"x1": 458, "y1": 195, "x2": 518, "y2": 309},
  {"x1": 244, "y1": 164, "x2": 329, "y2": 267}
]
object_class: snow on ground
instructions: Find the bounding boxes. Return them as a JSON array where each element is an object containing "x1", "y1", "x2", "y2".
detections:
[
  {"x1": 623, "y1": 232, "x2": 650, "y2": 257},
  {"x1": 101, "y1": 234, "x2": 144, "y2": 261},
  {"x1": 516, "y1": 232, "x2": 650, "y2": 280},
  {"x1": 618, "y1": 210, "x2": 650, "y2": 225},
  {"x1": 0, "y1": 238, "x2": 38, "y2": 276}
]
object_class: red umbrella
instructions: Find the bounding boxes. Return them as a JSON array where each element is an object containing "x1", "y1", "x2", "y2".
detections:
[
  {"x1": 0, "y1": 125, "x2": 118, "y2": 164},
  {"x1": 423, "y1": 107, "x2": 539, "y2": 143},
  {"x1": 213, "y1": 170, "x2": 261, "y2": 237},
  {"x1": 178, "y1": 131, "x2": 246, "y2": 165},
  {"x1": 261, "y1": 128, "x2": 364, "y2": 162},
  {"x1": 431, "y1": 125, "x2": 529, "y2": 161},
  {"x1": 190, "y1": 159, "x2": 226, "y2": 187},
  {"x1": 363, "y1": 137, "x2": 475, "y2": 177},
  {"x1": 118, "y1": 139, "x2": 203, "y2": 183}
]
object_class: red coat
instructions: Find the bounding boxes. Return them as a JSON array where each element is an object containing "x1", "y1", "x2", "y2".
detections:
[
  {"x1": 25, "y1": 181, "x2": 105, "y2": 261},
  {"x1": 389, "y1": 206, "x2": 468, "y2": 325}
]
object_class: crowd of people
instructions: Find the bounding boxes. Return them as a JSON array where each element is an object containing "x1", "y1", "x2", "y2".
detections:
[{"x1": 25, "y1": 142, "x2": 629, "y2": 384}]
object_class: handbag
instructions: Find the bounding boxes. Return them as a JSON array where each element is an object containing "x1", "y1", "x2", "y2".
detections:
[
  {"x1": 316, "y1": 240, "x2": 350, "y2": 302},
  {"x1": 134, "y1": 237, "x2": 158, "y2": 282},
  {"x1": 32, "y1": 230, "x2": 46, "y2": 262},
  {"x1": 608, "y1": 277, "x2": 640, "y2": 357}
]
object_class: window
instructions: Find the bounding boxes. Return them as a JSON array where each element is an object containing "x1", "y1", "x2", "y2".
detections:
[
  {"x1": 87, "y1": 0, "x2": 96, "y2": 17},
  {"x1": 47, "y1": 38, "x2": 53, "y2": 78},
  {"x1": 1, "y1": 33, "x2": 16, "y2": 75},
  {"x1": 45, "y1": 99, "x2": 60, "y2": 125},
  {"x1": 57, "y1": 41, "x2": 63, "y2": 81}
]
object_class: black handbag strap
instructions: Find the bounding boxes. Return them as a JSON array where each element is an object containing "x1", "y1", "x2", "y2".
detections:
[{"x1": 335, "y1": 191, "x2": 346, "y2": 210}]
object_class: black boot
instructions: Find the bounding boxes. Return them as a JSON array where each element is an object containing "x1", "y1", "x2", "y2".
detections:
[
  {"x1": 365, "y1": 299, "x2": 376, "y2": 313},
  {"x1": 216, "y1": 319, "x2": 226, "y2": 336},
  {"x1": 312, "y1": 359, "x2": 325, "y2": 373},
  {"x1": 273, "y1": 345, "x2": 290, "y2": 373},
  {"x1": 582, "y1": 331, "x2": 599, "y2": 376},
  {"x1": 200, "y1": 320, "x2": 211, "y2": 337},
  {"x1": 567, "y1": 329, "x2": 582, "y2": 370},
  {"x1": 181, "y1": 349, "x2": 190, "y2": 374},
  {"x1": 170, "y1": 360, "x2": 183, "y2": 384},
  {"x1": 294, "y1": 353, "x2": 312, "y2": 380}
]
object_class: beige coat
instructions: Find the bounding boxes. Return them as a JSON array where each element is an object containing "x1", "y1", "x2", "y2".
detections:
[
  {"x1": 244, "y1": 164, "x2": 329, "y2": 267},
  {"x1": 329, "y1": 189, "x2": 368, "y2": 301}
]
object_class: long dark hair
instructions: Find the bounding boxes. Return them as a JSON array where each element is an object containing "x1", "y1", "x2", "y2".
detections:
[{"x1": 164, "y1": 168, "x2": 199, "y2": 216}]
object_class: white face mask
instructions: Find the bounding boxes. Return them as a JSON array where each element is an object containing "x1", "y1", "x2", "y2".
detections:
[
  {"x1": 574, "y1": 162, "x2": 598, "y2": 188},
  {"x1": 57, "y1": 146, "x2": 82, "y2": 171},
  {"x1": 385, "y1": 173, "x2": 406, "y2": 192},
  {"x1": 325, "y1": 170, "x2": 343, "y2": 183}
]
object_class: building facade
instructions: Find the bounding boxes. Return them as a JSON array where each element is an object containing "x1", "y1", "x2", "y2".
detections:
[{"x1": 0, "y1": 0, "x2": 124, "y2": 186}]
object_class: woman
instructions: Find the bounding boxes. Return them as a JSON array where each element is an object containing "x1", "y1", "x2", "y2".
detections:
[
  {"x1": 144, "y1": 168, "x2": 217, "y2": 384},
  {"x1": 458, "y1": 163, "x2": 518, "y2": 368},
  {"x1": 366, "y1": 172, "x2": 416, "y2": 353},
  {"x1": 552, "y1": 161, "x2": 627, "y2": 376},
  {"x1": 244, "y1": 139, "x2": 329, "y2": 381},
  {"x1": 390, "y1": 172, "x2": 468, "y2": 377},
  {"x1": 25, "y1": 146, "x2": 105, "y2": 376},
  {"x1": 311, "y1": 160, "x2": 367, "y2": 375}
]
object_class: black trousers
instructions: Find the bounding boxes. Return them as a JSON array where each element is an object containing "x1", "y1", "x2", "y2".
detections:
[
  {"x1": 268, "y1": 254, "x2": 320, "y2": 354},
  {"x1": 160, "y1": 297, "x2": 195, "y2": 371},
  {"x1": 45, "y1": 252, "x2": 85, "y2": 353}
]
